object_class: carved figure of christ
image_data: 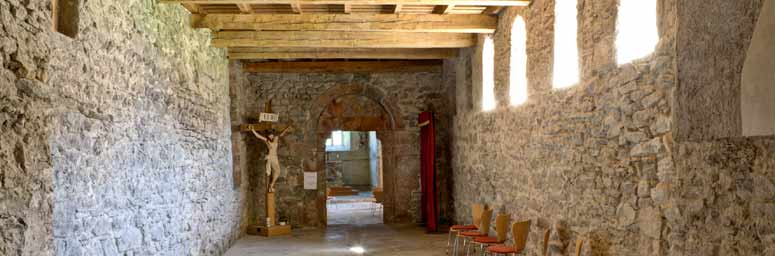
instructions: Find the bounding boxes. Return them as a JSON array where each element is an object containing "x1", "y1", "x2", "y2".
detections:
[{"x1": 250, "y1": 126, "x2": 291, "y2": 192}]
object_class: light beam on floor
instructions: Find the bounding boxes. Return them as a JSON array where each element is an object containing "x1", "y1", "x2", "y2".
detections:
[{"x1": 349, "y1": 246, "x2": 365, "y2": 254}]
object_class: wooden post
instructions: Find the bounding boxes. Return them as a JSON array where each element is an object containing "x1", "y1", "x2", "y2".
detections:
[
  {"x1": 267, "y1": 191, "x2": 276, "y2": 226},
  {"x1": 246, "y1": 174, "x2": 291, "y2": 236}
]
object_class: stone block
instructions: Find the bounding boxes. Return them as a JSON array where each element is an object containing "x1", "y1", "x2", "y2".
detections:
[
  {"x1": 651, "y1": 182, "x2": 670, "y2": 204},
  {"x1": 638, "y1": 206, "x2": 662, "y2": 239},
  {"x1": 117, "y1": 227, "x2": 143, "y2": 252},
  {"x1": 630, "y1": 137, "x2": 664, "y2": 157},
  {"x1": 624, "y1": 130, "x2": 649, "y2": 144},
  {"x1": 632, "y1": 109, "x2": 655, "y2": 127},
  {"x1": 15, "y1": 78, "x2": 51, "y2": 100},
  {"x1": 617, "y1": 65, "x2": 640, "y2": 86},
  {"x1": 651, "y1": 115, "x2": 671, "y2": 135},
  {"x1": 617, "y1": 203, "x2": 637, "y2": 228},
  {"x1": 637, "y1": 180, "x2": 651, "y2": 198},
  {"x1": 101, "y1": 238, "x2": 120, "y2": 255}
]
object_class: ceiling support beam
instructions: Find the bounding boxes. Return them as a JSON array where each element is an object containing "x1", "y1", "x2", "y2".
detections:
[
  {"x1": 394, "y1": 4, "x2": 402, "y2": 13},
  {"x1": 191, "y1": 14, "x2": 496, "y2": 33},
  {"x1": 290, "y1": 2, "x2": 302, "y2": 13},
  {"x1": 483, "y1": 6, "x2": 503, "y2": 15},
  {"x1": 242, "y1": 60, "x2": 443, "y2": 73},
  {"x1": 434, "y1": 5, "x2": 455, "y2": 14},
  {"x1": 228, "y1": 48, "x2": 459, "y2": 59},
  {"x1": 236, "y1": 3, "x2": 253, "y2": 13},
  {"x1": 182, "y1": 3, "x2": 201, "y2": 13},
  {"x1": 212, "y1": 31, "x2": 476, "y2": 48},
  {"x1": 161, "y1": 0, "x2": 530, "y2": 7}
]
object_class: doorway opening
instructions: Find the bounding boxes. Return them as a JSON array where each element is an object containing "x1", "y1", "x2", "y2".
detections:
[{"x1": 325, "y1": 130, "x2": 384, "y2": 225}]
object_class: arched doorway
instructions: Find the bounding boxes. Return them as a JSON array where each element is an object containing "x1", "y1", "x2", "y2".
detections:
[{"x1": 304, "y1": 84, "x2": 411, "y2": 226}]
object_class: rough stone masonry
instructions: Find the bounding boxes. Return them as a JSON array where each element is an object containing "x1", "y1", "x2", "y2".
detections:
[
  {"x1": 229, "y1": 68, "x2": 456, "y2": 228},
  {"x1": 1, "y1": 1, "x2": 246, "y2": 255},
  {"x1": 452, "y1": 0, "x2": 775, "y2": 255}
]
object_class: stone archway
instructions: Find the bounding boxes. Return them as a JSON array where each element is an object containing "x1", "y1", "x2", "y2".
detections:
[{"x1": 303, "y1": 83, "x2": 410, "y2": 226}]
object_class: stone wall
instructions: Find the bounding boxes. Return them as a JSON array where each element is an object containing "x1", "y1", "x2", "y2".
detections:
[
  {"x1": 673, "y1": 0, "x2": 763, "y2": 141},
  {"x1": 452, "y1": 0, "x2": 775, "y2": 255},
  {"x1": 671, "y1": 138, "x2": 775, "y2": 255},
  {"x1": 1, "y1": 1, "x2": 245, "y2": 255},
  {"x1": 231, "y1": 68, "x2": 455, "y2": 227},
  {"x1": 667, "y1": 0, "x2": 775, "y2": 254}
]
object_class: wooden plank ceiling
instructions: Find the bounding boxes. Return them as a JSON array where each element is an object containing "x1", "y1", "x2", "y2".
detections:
[{"x1": 161, "y1": 0, "x2": 529, "y2": 72}]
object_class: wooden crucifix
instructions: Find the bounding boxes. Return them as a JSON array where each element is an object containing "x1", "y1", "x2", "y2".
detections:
[{"x1": 240, "y1": 100, "x2": 293, "y2": 236}]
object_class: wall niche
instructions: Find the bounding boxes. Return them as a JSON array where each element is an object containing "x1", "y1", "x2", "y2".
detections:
[{"x1": 52, "y1": 0, "x2": 80, "y2": 38}]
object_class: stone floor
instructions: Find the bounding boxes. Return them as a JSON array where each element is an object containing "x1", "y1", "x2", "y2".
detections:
[
  {"x1": 327, "y1": 192, "x2": 382, "y2": 225},
  {"x1": 223, "y1": 224, "x2": 448, "y2": 256}
]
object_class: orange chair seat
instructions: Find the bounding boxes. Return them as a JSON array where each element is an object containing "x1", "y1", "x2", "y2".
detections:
[
  {"x1": 450, "y1": 225, "x2": 477, "y2": 230},
  {"x1": 487, "y1": 245, "x2": 518, "y2": 254},
  {"x1": 474, "y1": 236, "x2": 501, "y2": 244},
  {"x1": 459, "y1": 231, "x2": 487, "y2": 237}
]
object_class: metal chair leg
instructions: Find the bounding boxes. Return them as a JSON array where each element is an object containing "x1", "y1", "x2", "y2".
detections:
[
  {"x1": 461, "y1": 237, "x2": 467, "y2": 256},
  {"x1": 452, "y1": 235, "x2": 459, "y2": 256},
  {"x1": 446, "y1": 229, "x2": 456, "y2": 255},
  {"x1": 468, "y1": 240, "x2": 479, "y2": 256}
]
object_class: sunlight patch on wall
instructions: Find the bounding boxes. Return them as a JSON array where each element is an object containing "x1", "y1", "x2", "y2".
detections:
[
  {"x1": 616, "y1": 0, "x2": 659, "y2": 64},
  {"x1": 553, "y1": 0, "x2": 579, "y2": 89},
  {"x1": 482, "y1": 35, "x2": 497, "y2": 111},
  {"x1": 510, "y1": 16, "x2": 529, "y2": 106}
]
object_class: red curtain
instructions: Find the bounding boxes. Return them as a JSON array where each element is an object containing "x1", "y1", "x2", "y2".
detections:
[{"x1": 419, "y1": 112, "x2": 438, "y2": 232}]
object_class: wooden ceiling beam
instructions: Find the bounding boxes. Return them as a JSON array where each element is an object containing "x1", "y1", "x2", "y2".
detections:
[
  {"x1": 191, "y1": 14, "x2": 496, "y2": 33},
  {"x1": 212, "y1": 31, "x2": 476, "y2": 48},
  {"x1": 161, "y1": 0, "x2": 531, "y2": 7},
  {"x1": 228, "y1": 48, "x2": 459, "y2": 59},
  {"x1": 242, "y1": 60, "x2": 443, "y2": 73}
]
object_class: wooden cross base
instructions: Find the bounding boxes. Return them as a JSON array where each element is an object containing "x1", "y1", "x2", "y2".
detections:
[
  {"x1": 246, "y1": 191, "x2": 292, "y2": 237},
  {"x1": 247, "y1": 225, "x2": 292, "y2": 237}
]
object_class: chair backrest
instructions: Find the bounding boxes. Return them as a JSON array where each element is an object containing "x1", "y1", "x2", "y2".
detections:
[
  {"x1": 495, "y1": 214, "x2": 511, "y2": 242},
  {"x1": 373, "y1": 190, "x2": 384, "y2": 204},
  {"x1": 478, "y1": 208, "x2": 493, "y2": 234},
  {"x1": 542, "y1": 229, "x2": 551, "y2": 256},
  {"x1": 511, "y1": 220, "x2": 531, "y2": 252},
  {"x1": 575, "y1": 238, "x2": 584, "y2": 256},
  {"x1": 471, "y1": 204, "x2": 484, "y2": 227}
]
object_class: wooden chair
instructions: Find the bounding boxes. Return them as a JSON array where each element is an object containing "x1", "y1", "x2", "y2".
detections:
[
  {"x1": 471, "y1": 213, "x2": 511, "y2": 255},
  {"x1": 458, "y1": 207, "x2": 493, "y2": 256},
  {"x1": 370, "y1": 188, "x2": 384, "y2": 216},
  {"x1": 542, "y1": 229, "x2": 551, "y2": 256},
  {"x1": 326, "y1": 188, "x2": 337, "y2": 209},
  {"x1": 575, "y1": 238, "x2": 584, "y2": 256},
  {"x1": 485, "y1": 220, "x2": 531, "y2": 255},
  {"x1": 447, "y1": 203, "x2": 484, "y2": 255}
]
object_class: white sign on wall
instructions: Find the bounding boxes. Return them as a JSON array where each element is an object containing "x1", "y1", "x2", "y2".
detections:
[
  {"x1": 259, "y1": 112, "x2": 279, "y2": 122},
  {"x1": 304, "y1": 172, "x2": 317, "y2": 190}
]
